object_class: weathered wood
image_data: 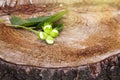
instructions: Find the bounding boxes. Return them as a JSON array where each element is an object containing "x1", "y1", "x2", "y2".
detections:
[
  {"x1": 0, "y1": 4, "x2": 120, "y2": 67},
  {"x1": 0, "y1": 54, "x2": 120, "y2": 80},
  {"x1": 0, "y1": 2, "x2": 120, "y2": 80}
]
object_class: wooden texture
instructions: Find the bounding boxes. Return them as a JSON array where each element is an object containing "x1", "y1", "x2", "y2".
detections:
[
  {"x1": 0, "y1": 1, "x2": 120, "y2": 80},
  {"x1": 0, "y1": 4, "x2": 120, "y2": 68},
  {"x1": 0, "y1": 54, "x2": 120, "y2": 80}
]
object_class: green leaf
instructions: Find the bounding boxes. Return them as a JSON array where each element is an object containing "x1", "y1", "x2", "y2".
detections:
[
  {"x1": 54, "y1": 24, "x2": 64, "y2": 32},
  {"x1": 27, "y1": 16, "x2": 50, "y2": 22},
  {"x1": 37, "y1": 10, "x2": 68, "y2": 28},
  {"x1": 10, "y1": 15, "x2": 29, "y2": 26},
  {"x1": 25, "y1": 16, "x2": 52, "y2": 27},
  {"x1": 10, "y1": 15, "x2": 51, "y2": 27},
  {"x1": 46, "y1": 10, "x2": 68, "y2": 23},
  {"x1": 10, "y1": 10, "x2": 67, "y2": 28},
  {"x1": 10, "y1": 16, "x2": 37, "y2": 27}
]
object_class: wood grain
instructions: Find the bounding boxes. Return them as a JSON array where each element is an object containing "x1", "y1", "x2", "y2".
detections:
[
  {"x1": 0, "y1": 4, "x2": 120, "y2": 68},
  {"x1": 0, "y1": 1, "x2": 120, "y2": 80}
]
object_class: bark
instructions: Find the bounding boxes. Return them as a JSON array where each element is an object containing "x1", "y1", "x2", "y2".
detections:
[{"x1": 0, "y1": 54, "x2": 120, "y2": 80}]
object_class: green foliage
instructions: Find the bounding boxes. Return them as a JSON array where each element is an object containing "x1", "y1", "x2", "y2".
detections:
[
  {"x1": 10, "y1": 15, "x2": 30, "y2": 26},
  {"x1": 10, "y1": 15, "x2": 48, "y2": 27},
  {"x1": 10, "y1": 10, "x2": 67, "y2": 28},
  {"x1": 9, "y1": 10, "x2": 67, "y2": 44},
  {"x1": 54, "y1": 24, "x2": 64, "y2": 32},
  {"x1": 46, "y1": 10, "x2": 68, "y2": 23}
]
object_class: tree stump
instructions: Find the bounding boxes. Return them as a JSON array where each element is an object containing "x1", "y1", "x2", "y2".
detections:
[{"x1": 0, "y1": 1, "x2": 120, "y2": 80}]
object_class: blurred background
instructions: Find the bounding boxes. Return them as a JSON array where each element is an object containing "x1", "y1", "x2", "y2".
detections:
[{"x1": 0, "y1": 0, "x2": 120, "y2": 6}]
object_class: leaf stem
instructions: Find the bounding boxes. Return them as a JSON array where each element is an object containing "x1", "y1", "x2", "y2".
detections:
[
  {"x1": 7, "y1": 24, "x2": 38, "y2": 34},
  {"x1": 16, "y1": 25, "x2": 38, "y2": 33}
]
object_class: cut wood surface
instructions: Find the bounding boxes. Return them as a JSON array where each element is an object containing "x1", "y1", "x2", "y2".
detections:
[
  {"x1": 0, "y1": 4, "x2": 120, "y2": 68},
  {"x1": 0, "y1": 1, "x2": 120, "y2": 80}
]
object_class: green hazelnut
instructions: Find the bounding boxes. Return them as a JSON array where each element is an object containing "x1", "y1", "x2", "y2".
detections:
[
  {"x1": 50, "y1": 29, "x2": 59, "y2": 38},
  {"x1": 46, "y1": 36, "x2": 55, "y2": 44},
  {"x1": 43, "y1": 24, "x2": 52, "y2": 34},
  {"x1": 38, "y1": 31, "x2": 48, "y2": 40}
]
